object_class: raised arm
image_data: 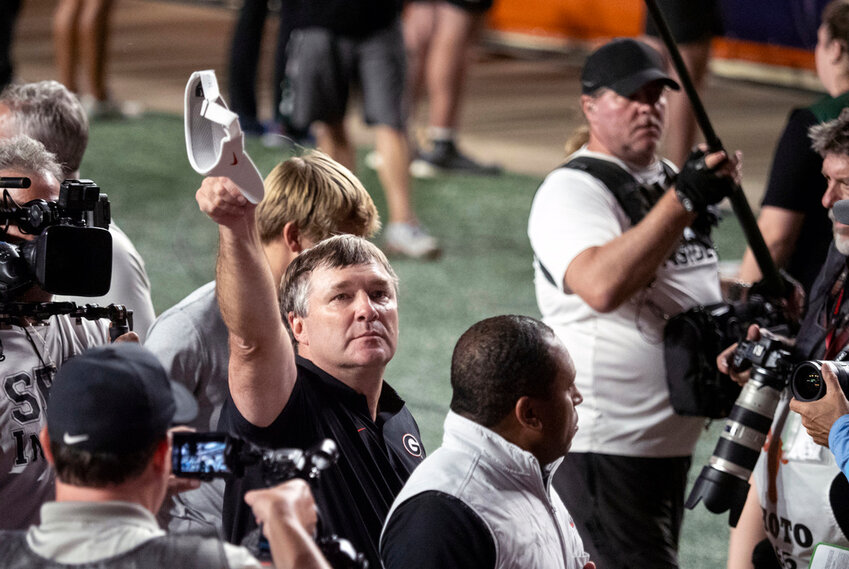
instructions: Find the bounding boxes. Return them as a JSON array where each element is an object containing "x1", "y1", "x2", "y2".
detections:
[
  {"x1": 738, "y1": 206, "x2": 805, "y2": 283},
  {"x1": 196, "y1": 177, "x2": 297, "y2": 427}
]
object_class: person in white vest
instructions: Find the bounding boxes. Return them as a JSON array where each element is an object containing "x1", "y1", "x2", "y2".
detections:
[{"x1": 380, "y1": 314, "x2": 594, "y2": 569}]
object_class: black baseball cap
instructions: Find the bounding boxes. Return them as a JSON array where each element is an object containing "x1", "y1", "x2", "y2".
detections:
[
  {"x1": 47, "y1": 343, "x2": 197, "y2": 454},
  {"x1": 581, "y1": 38, "x2": 680, "y2": 97}
]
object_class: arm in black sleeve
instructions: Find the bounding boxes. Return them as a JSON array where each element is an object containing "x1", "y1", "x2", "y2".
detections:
[
  {"x1": 380, "y1": 491, "x2": 496, "y2": 569},
  {"x1": 761, "y1": 108, "x2": 823, "y2": 212}
]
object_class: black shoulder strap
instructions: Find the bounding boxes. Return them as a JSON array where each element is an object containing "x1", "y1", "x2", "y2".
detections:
[
  {"x1": 560, "y1": 156, "x2": 671, "y2": 226},
  {"x1": 535, "y1": 157, "x2": 673, "y2": 289}
]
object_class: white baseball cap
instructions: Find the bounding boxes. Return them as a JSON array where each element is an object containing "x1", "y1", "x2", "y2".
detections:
[{"x1": 184, "y1": 70, "x2": 265, "y2": 203}]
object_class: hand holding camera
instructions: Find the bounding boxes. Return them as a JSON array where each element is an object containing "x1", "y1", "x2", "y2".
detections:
[
  {"x1": 790, "y1": 363, "x2": 849, "y2": 447},
  {"x1": 171, "y1": 433, "x2": 367, "y2": 569}
]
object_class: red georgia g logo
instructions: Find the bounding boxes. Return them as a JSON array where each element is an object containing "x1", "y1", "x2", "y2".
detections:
[{"x1": 402, "y1": 433, "x2": 422, "y2": 458}]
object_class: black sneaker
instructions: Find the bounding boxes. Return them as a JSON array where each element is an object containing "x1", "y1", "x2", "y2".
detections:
[{"x1": 410, "y1": 140, "x2": 502, "y2": 178}]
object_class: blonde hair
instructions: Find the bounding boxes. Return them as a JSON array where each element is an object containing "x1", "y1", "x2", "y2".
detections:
[
  {"x1": 256, "y1": 150, "x2": 380, "y2": 245},
  {"x1": 564, "y1": 124, "x2": 590, "y2": 156}
]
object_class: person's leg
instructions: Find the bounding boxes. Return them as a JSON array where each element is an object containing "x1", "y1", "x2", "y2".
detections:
[
  {"x1": 553, "y1": 452, "x2": 624, "y2": 569},
  {"x1": 0, "y1": 0, "x2": 22, "y2": 90},
  {"x1": 285, "y1": 27, "x2": 349, "y2": 143},
  {"x1": 423, "y1": 2, "x2": 480, "y2": 133},
  {"x1": 402, "y1": 1, "x2": 437, "y2": 120},
  {"x1": 375, "y1": 125, "x2": 414, "y2": 224},
  {"x1": 314, "y1": 121, "x2": 355, "y2": 171},
  {"x1": 410, "y1": 0, "x2": 500, "y2": 176},
  {"x1": 228, "y1": 0, "x2": 268, "y2": 134},
  {"x1": 554, "y1": 452, "x2": 690, "y2": 569},
  {"x1": 53, "y1": 0, "x2": 83, "y2": 93},
  {"x1": 78, "y1": 0, "x2": 114, "y2": 102},
  {"x1": 359, "y1": 21, "x2": 439, "y2": 258},
  {"x1": 271, "y1": 0, "x2": 296, "y2": 125}
]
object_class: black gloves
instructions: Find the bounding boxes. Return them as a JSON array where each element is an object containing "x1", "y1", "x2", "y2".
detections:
[{"x1": 674, "y1": 148, "x2": 736, "y2": 213}]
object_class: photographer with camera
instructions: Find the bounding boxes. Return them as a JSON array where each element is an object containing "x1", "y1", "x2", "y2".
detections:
[
  {"x1": 717, "y1": 111, "x2": 849, "y2": 569},
  {"x1": 0, "y1": 134, "x2": 114, "y2": 530},
  {"x1": 380, "y1": 315, "x2": 593, "y2": 569},
  {"x1": 527, "y1": 38, "x2": 740, "y2": 569},
  {"x1": 197, "y1": 176, "x2": 425, "y2": 568},
  {"x1": 0, "y1": 80, "x2": 156, "y2": 340},
  {"x1": 0, "y1": 342, "x2": 332, "y2": 569},
  {"x1": 790, "y1": 363, "x2": 849, "y2": 480}
]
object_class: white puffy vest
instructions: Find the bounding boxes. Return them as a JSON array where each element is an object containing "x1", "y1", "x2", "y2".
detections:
[{"x1": 382, "y1": 411, "x2": 589, "y2": 569}]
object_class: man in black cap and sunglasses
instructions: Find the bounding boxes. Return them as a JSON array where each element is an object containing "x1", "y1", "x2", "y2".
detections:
[
  {"x1": 0, "y1": 343, "x2": 331, "y2": 569},
  {"x1": 528, "y1": 38, "x2": 741, "y2": 568}
]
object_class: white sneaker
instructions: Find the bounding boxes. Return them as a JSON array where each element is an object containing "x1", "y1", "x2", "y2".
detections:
[
  {"x1": 81, "y1": 95, "x2": 143, "y2": 120},
  {"x1": 384, "y1": 222, "x2": 441, "y2": 260},
  {"x1": 364, "y1": 150, "x2": 383, "y2": 170}
]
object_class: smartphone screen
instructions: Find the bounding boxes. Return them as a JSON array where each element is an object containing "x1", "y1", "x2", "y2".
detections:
[{"x1": 172, "y1": 432, "x2": 235, "y2": 479}]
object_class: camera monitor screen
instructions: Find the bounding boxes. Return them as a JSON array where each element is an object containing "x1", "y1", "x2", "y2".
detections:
[{"x1": 172, "y1": 432, "x2": 235, "y2": 479}]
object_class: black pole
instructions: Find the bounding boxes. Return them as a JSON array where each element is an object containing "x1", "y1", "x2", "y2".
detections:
[{"x1": 643, "y1": 0, "x2": 785, "y2": 297}]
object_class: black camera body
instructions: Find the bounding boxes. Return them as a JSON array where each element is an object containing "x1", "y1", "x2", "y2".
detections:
[
  {"x1": 172, "y1": 432, "x2": 367, "y2": 569},
  {"x1": 0, "y1": 178, "x2": 112, "y2": 301},
  {"x1": 171, "y1": 432, "x2": 338, "y2": 484}
]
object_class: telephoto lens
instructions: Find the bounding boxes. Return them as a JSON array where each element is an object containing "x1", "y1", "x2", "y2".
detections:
[
  {"x1": 685, "y1": 338, "x2": 793, "y2": 526},
  {"x1": 790, "y1": 361, "x2": 849, "y2": 402}
]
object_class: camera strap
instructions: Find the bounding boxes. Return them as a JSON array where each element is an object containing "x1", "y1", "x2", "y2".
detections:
[
  {"x1": 535, "y1": 156, "x2": 675, "y2": 289},
  {"x1": 824, "y1": 267, "x2": 849, "y2": 359}
]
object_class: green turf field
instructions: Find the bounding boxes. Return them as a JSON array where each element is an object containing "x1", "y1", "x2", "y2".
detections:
[{"x1": 84, "y1": 112, "x2": 748, "y2": 567}]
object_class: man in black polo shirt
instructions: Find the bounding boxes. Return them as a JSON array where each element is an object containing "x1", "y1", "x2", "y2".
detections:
[{"x1": 196, "y1": 176, "x2": 424, "y2": 568}]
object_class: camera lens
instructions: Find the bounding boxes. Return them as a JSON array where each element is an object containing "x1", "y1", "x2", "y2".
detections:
[
  {"x1": 685, "y1": 370, "x2": 784, "y2": 526},
  {"x1": 791, "y1": 363, "x2": 825, "y2": 402},
  {"x1": 790, "y1": 361, "x2": 849, "y2": 402}
]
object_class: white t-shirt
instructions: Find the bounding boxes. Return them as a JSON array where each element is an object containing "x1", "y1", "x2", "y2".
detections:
[
  {"x1": 0, "y1": 315, "x2": 109, "y2": 530},
  {"x1": 753, "y1": 396, "x2": 849, "y2": 568},
  {"x1": 528, "y1": 149, "x2": 721, "y2": 457}
]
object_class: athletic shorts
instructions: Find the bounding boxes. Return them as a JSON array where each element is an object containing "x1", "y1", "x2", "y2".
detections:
[
  {"x1": 644, "y1": 0, "x2": 723, "y2": 44},
  {"x1": 407, "y1": 0, "x2": 494, "y2": 14},
  {"x1": 285, "y1": 20, "x2": 406, "y2": 130}
]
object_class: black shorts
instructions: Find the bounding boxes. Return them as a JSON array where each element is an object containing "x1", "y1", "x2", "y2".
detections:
[
  {"x1": 553, "y1": 452, "x2": 691, "y2": 569},
  {"x1": 407, "y1": 0, "x2": 494, "y2": 14},
  {"x1": 644, "y1": 0, "x2": 723, "y2": 44},
  {"x1": 286, "y1": 21, "x2": 406, "y2": 130}
]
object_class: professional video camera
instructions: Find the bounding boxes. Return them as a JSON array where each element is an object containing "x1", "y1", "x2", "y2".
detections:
[
  {"x1": 0, "y1": 177, "x2": 112, "y2": 300},
  {"x1": 684, "y1": 335, "x2": 796, "y2": 526},
  {"x1": 172, "y1": 432, "x2": 368, "y2": 569}
]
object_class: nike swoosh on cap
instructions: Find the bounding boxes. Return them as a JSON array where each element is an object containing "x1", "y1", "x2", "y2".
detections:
[{"x1": 63, "y1": 432, "x2": 90, "y2": 445}]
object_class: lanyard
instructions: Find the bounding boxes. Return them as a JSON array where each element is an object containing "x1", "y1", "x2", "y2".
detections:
[{"x1": 825, "y1": 268, "x2": 848, "y2": 359}]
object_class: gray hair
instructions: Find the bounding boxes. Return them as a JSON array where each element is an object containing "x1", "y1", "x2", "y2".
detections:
[
  {"x1": 810, "y1": 107, "x2": 849, "y2": 157},
  {"x1": 279, "y1": 234, "x2": 398, "y2": 340},
  {"x1": 0, "y1": 81, "x2": 88, "y2": 178},
  {"x1": 0, "y1": 134, "x2": 63, "y2": 182}
]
